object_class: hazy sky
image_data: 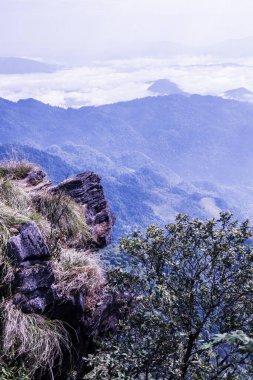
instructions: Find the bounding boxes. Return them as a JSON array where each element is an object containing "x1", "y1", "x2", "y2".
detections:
[{"x1": 1, "y1": 0, "x2": 253, "y2": 63}]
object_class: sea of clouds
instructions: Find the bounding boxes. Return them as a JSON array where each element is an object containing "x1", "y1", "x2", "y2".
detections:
[{"x1": 1, "y1": 56, "x2": 253, "y2": 107}]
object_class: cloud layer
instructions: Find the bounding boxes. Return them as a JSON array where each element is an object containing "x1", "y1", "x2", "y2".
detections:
[{"x1": 1, "y1": 56, "x2": 253, "y2": 107}]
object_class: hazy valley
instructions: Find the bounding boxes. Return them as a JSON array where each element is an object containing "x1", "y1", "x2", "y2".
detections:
[{"x1": 1, "y1": 93, "x2": 253, "y2": 237}]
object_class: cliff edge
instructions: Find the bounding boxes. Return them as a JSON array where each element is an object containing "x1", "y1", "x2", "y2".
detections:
[{"x1": 0, "y1": 161, "x2": 119, "y2": 379}]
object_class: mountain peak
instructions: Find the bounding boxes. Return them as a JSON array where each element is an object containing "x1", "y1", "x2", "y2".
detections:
[
  {"x1": 148, "y1": 79, "x2": 188, "y2": 96},
  {"x1": 223, "y1": 87, "x2": 253, "y2": 103}
]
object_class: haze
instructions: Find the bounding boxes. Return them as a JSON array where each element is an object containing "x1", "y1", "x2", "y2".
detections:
[{"x1": 1, "y1": 0, "x2": 253, "y2": 63}]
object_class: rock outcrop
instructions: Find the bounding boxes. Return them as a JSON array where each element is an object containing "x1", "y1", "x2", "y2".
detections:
[
  {"x1": 51, "y1": 172, "x2": 115, "y2": 248},
  {"x1": 7, "y1": 222, "x2": 55, "y2": 314},
  {"x1": 2, "y1": 165, "x2": 118, "y2": 379},
  {"x1": 7, "y1": 221, "x2": 50, "y2": 264},
  {"x1": 26, "y1": 168, "x2": 47, "y2": 186}
]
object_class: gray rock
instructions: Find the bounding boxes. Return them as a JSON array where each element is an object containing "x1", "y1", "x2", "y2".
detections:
[
  {"x1": 82, "y1": 293, "x2": 126, "y2": 338},
  {"x1": 7, "y1": 222, "x2": 50, "y2": 264},
  {"x1": 7, "y1": 222, "x2": 55, "y2": 314},
  {"x1": 14, "y1": 264, "x2": 54, "y2": 293},
  {"x1": 13, "y1": 288, "x2": 56, "y2": 314},
  {"x1": 26, "y1": 169, "x2": 46, "y2": 186},
  {"x1": 52, "y1": 172, "x2": 115, "y2": 248}
]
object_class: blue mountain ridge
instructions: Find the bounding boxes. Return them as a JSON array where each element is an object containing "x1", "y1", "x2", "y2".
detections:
[{"x1": 0, "y1": 94, "x2": 252, "y2": 235}]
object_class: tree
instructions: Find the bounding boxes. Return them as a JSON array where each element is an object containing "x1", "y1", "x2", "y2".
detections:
[{"x1": 86, "y1": 213, "x2": 253, "y2": 379}]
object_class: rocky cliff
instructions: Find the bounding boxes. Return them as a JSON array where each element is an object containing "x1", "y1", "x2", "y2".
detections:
[{"x1": 0, "y1": 161, "x2": 119, "y2": 379}]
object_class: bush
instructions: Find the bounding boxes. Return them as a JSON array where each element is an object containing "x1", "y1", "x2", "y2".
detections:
[{"x1": 86, "y1": 213, "x2": 253, "y2": 379}]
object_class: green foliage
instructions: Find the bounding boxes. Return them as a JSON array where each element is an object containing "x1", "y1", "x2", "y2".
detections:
[
  {"x1": 87, "y1": 213, "x2": 253, "y2": 379},
  {"x1": 0, "y1": 363, "x2": 30, "y2": 380},
  {"x1": 202, "y1": 330, "x2": 253, "y2": 354}
]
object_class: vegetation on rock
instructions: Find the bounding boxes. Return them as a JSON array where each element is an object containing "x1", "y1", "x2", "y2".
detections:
[{"x1": 0, "y1": 160, "x2": 114, "y2": 379}]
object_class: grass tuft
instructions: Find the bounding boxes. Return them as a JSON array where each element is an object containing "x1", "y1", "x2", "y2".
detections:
[
  {"x1": 32, "y1": 192, "x2": 91, "y2": 250},
  {"x1": 0, "y1": 201, "x2": 30, "y2": 278},
  {"x1": 1, "y1": 300, "x2": 70, "y2": 376},
  {"x1": 0, "y1": 160, "x2": 35, "y2": 180},
  {"x1": 0, "y1": 180, "x2": 34, "y2": 281},
  {"x1": 0, "y1": 202, "x2": 30, "y2": 230},
  {"x1": 0, "y1": 179, "x2": 31, "y2": 214},
  {"x1": 54, "y1": 249, "x2": 105, "y2": 309}
]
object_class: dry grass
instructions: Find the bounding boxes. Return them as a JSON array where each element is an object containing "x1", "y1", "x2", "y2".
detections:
[
  {"x1": 1, "y1": 300, "x2": 70, "y2": 376},
  {"x1": 32, "y1": 192, "x2": 91, "y2": 249},
  {"x1": 0, "y1": 202, "x2": 30, "y2": 230},
  {"x1": 0, "y1": 179, "x2": 31, "y2": 215},
  {"x1": 0, "y1": 179, "x2": 31, "y2": 259},
  {"x1": 0, "y1": 202, "x2": 30, "y2": 281},
  {"x1": 0, "y1": 160, "x2": 35, "y2": 180},
  {"x1": 0, "y1": 180, "x2": 37, "y2": 287},
  {"x1": 54, "y1": 249, "x2": 105, "y2": 309},
  {"x1": 0, "y1": 161, "x2": 91, "y2": 252},
  {"x1": 0, "y1": 161, "x2": 103, "y2": 376},
  {"x1": 0, "y1": 217, "x2": 12, "y2": 286}
]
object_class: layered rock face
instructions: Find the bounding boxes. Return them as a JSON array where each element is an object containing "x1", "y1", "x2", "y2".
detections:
[
  {"x1": 52, "y1": 172, "x2": 115, "y2": 248},
  {"x1": 3, "y1": 166, "x2": 117, "y2": 379},
  {"x1": 7, "y1": 222, "x2": 55, "y2": 314}
]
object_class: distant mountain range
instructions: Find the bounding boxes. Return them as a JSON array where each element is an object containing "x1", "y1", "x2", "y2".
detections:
[
  {"x1": 204, "y1": 36, "x2": 253, "y2": 58},
  {"x1": 2, "y1": 36, "x2": 253, "y2": 72},
  {"x1": 0, "y1": 144, "x2": 75, "y2": 182},
  {"x1": 1, "y1": 94, "x2": 253, "y2": 186},
  {"x1": 72, "y1": 37, "x2": 253, "y2": 60},
  {"x1": 122, "y1": 36, "x2": 253, "y2": 59},
  {"x1": 0, "y1": 57, "x2": 60, "y2": 74},
  {"x1": 1, "y1": 94, "x2": 253, "y2": 235}
]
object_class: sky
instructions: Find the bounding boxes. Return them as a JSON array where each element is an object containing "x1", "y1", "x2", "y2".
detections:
[
  {"x1": 1, "y1": 0, "x2": 253, "y2": 63},
  {"x1": 1, "y1": 0, "x2": 253, "y2": 107}
]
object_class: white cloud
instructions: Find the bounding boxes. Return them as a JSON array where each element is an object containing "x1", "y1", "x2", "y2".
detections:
[{"x1": 1, "y1": 56, "x2": 253, "y2": 107}]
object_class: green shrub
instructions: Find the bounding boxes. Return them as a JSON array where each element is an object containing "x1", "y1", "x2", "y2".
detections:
[{"x1": 86, "y1": 213, "x2": 253, "y2": 379}]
